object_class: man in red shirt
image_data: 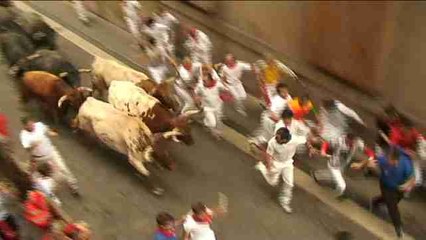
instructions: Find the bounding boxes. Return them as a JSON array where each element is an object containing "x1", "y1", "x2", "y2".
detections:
[{"x1": 389, "y1": 117, "x2": 425, "y2": 187}]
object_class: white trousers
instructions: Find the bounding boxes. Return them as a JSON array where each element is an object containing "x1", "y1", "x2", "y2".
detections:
[
  {"x1": 314, "y1": 163, "x2": 346, "y2": 195},
  {"x1": 257, "y1": 162, "x2": 294, "y2": 206},
  {"x1": 175, "y1": 85, "x2": 196, "y2": 113},
  {"x1": 34, "y1": 148, "x2": 78, "y2": 190},
  {"x1": 227, "y1": 82, "x2": 247, "y2": 113},
  {"x1": 125, "y1": 17, "x2": 142, "y2": 41},
  {"x1": 73, "y1": 1, "x2": 89, "y2": 22},
  {"x1": 203, "y1": 105, "x2": 223, "y2": 130},
  {"x1": 413, "y1": 159, "x2": 424, "y2": 186}
]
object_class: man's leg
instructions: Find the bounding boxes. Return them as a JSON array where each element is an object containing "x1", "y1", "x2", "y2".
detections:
[
  {"x1": 250, "y1": 113, "x2": 274, "y2": 146},
  {"x1": 233, "y1": 83, "x2": 248, "y2": 116},
  {"x1": 279, "y1": 165, "x2": 294, "y2": 213},
  {"x1": 50, "y1": 148, "x2": 79, "y2": 193},
  {"x1": 382, "y1": 186, "x2": 404, "y2": 237},
  {"x1": 255, "y1": 162, "x2": 281, "y2": 187},
  {"x1": 329, "y1": 166, "x2": 346, "y2": 197}
]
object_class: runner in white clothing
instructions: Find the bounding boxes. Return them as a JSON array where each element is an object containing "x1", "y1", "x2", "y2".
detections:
[
  {"x1": 255, "y1": 128, "x2": 307, "y2": 213},
  {"x1": 275, "y1": 110, "x2": 311, "y2": 138},
  {"x1": 194, "y1": 70, "x2": 228, "y2": 138},
  {"x1": 153, "y1": 8, "x2": 179, "y2": 55},
  {"x1": 183, "y1": 202, "x2": 225, "y2": 240},
  {"x1": 122, "y1": 0, "x2": 143, "y2": 47},
  {"x1": 250, "y1": 83, "x2": 292, "y2": 147},
  {"x1": 218, "y1": 54, "x2": 254, "y2": 116},
  {"x1": 142, "y1": 18, "x2": 173, "y2": 58},
  {"x1": 19, "y1": 118, "x2": 79, "y2": 195},
  {"x1": 175, "y1": 57, "x2": 202, "y2": 113},
  {"x1": 73, "y1": 0, "x2": 90, "y2": 24},
  {"x1": 185, "y1": 28, "x2": 212, "y2": 64}
]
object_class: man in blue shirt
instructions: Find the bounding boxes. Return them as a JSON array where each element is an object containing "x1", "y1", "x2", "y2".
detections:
[{"x1": 351, "y1": 146, "x2": 415, "y2": 238}]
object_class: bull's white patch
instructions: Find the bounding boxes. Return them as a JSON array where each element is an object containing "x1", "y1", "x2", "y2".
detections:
[{"x1": 108, "y1": 81, "x2": 158, "y2": 118}]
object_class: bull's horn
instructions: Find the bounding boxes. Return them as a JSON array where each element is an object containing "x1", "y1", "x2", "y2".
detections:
[
  {"x1": 164, "y1": 76, "x2": 176, "y2": 84},
  {"x1": 26, "y1": 53, "x2": 41, "y2": 61},
  {"x1": 183, "y1": 109, "x2": 200, "y2": 117},
  {"x1": 162, "y1": 129, "x2": 183, "y2": 141},
  {"x1": 59, "y1": 72, "x2": 69, "y2": 78},
  {"x1": 77, "y1": 87, "x2": 93, "y2": 92},
  {"x1": 143, "y1": 146, "x2": 154, "y2": 163},
  {"x1": 57, "y1": 95, "x2": 69, "y2": 108},
  {"x1": 78, "y1": 68, "x2": 92, "y2": 73}
]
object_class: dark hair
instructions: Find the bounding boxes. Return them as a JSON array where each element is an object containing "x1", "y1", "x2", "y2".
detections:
[
  {"x1": 400, "y1": 116, "x2": 414, "y2": 128},
  {"x1": 20, "y1": 116, "x2": 32, "y2": 124},
  {"x1": 192, "y1": 202, "x2": 207, "y2": 215},
  {"x1": 145, "y1": 17, "x2": 155, "y2": 27},
  {"x1": 276, "y1": 127, "x2": 291, "y2": 142},
  {"x1": 281, "y1": 109, "x2": 294, "y2": 119},
  {"x1": 156, "y1": 212, "x2": 175, "y2": 226},
  {"x1": 335, "y1": 231, "x2": 353, "y2": 240},
  {"x1": 148, "y1": 37, "x2": 156, "y2": 46},
  {"x1": 322, "y1": 99, "x2": 336, "y2": 110},
  {"x1": 276, "y1": 82, "x2": 288, "y2": 92},
  {"x1": 37, "y1": 162, "x2": 53, "y2": 177}
]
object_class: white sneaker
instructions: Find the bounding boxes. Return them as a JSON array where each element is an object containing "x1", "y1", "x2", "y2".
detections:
[
  {"x1": 254, "y1": 162, "x2": 264, "y2": 171},
  {"x1": 281, "y1": 204, "x2": 293, "y2": 214}
]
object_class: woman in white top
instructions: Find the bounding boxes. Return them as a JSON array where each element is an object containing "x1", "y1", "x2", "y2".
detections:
[{"x1": 218, "y1": 54, "x2": 254, "y2": 116}]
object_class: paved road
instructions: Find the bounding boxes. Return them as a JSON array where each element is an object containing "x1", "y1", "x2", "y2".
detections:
[
  {"x1": 0, "y1": 5, "x2": 382, "y2": 240},
  {"x1": 24, "y1": 1, "x2": 426, "y2": 239}
]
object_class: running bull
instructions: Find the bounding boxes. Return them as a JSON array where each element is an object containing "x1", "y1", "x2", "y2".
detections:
[
  {"x1": 91, "y1": 56, "x2": 179, "y2": 111},
  {"x1": 108, "y1": 81, "x2": 198, "y2": 145},
  {"x1": 14, "y1": 49, "x2": 91, "y2": 87},
  {"x1": 0, "y1": 31, "x2": 35, "y2": 66},
  {"x1": 20, "y1": 71, "x2": 92, "y2": 123},
  {"x1": 72, "y1": 97, "x2": 182, "y2": 183}
]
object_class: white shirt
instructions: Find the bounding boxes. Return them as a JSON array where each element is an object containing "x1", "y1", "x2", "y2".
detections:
[
  {"x1": 142, "y1": 22, "x2": 170, "y2": 45},
  {"x1": 269, "y1": 94, "x2": 292, "y2": 115},
  {"x1": 20, "y1": 122, "x2": 54, "y2": 157},
  {"x1": 275, "y1": 119, "x2": 310, "y2": 137},
  {"x1": 176, "y1": 63, "x2": 202, "y2": 87},
  {"x1": 194, "y1": 81, "x2": 226, "y2": 110},
  {"x1": 154, "y1": 12, "x2": 179, "y2": 28},
  {"x1": 267, "y1": 136, "x2": 306, "y2": 167},
  {"x1": 328, "y1": 136, "x2": 366, "y2": 168},
  {"x1": 183, "y1": 214, "x2": 216, "y2": 240},
  {"x1": 123, "y1": 0, "x2": 142, "y2": 20},
  {"x1": 185, "y1": 30, "x2": 212, "y2": 54},
  {"x1": 220, "y1": 61, "x2": 252, "y2": 85}
]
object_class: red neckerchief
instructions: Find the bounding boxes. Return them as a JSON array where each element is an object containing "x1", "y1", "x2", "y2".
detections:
[
  {"x1": 226, "y1": 62, "x2": 236, "y2": 69},
  {"x1": 204, "y1": 80, "x2": 216, "y2": 89},
  {"x1": 157, "y1": 228, "x2": 176, "y2": 238},
  {"x1": 192, "y1": 214, "x2": 213, "y2": 224}
]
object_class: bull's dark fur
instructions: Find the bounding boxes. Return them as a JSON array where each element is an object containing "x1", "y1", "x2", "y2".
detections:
[
  {"x1": 0, "y1": 31, "x2": 35, "y2": 66},
  {"x1": 17, "y1": 50, "x2": 80, "y2": 87},
  {"x1": 14, "y1": 11, "x2": 56, "y2": 50}
]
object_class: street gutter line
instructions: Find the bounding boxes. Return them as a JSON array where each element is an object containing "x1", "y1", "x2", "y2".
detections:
[{"x1": 14, "y1": 2, "x2": 412, "y2": 239}]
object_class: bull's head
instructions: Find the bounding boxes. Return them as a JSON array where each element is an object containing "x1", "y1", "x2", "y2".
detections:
[
  {"x1": 168, "y1": 109, "x2": 200, "y2": 145},
  {"x1": 151, "y1": 78, "x2": 180, "y2": 112},
  {"x1": 58, "y1": 87, "x2": 93, "y2": 111}
]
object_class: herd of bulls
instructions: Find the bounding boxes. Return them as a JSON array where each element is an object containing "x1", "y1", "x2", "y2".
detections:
[{"x1": 0, "y1": 5, "x2": 199, "y2": 195}]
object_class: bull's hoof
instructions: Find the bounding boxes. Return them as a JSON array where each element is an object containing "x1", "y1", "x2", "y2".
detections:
[{"x1": 152, "y1": 187, "x2": 164, "y2": 196}]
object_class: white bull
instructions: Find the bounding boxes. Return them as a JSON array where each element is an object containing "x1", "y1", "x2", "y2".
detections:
[{"x1": 73, "y1": 97, "x2": 180, "y2": 176}]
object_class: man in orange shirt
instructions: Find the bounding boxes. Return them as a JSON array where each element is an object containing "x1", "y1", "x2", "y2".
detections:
[{"x1": 287, "y1": 95, "x2": 316, "y2": 121}]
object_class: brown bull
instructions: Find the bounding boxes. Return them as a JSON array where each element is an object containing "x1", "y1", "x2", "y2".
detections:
[{"x1": 20, "y1": 71, "x2": 92, "y2": 124}]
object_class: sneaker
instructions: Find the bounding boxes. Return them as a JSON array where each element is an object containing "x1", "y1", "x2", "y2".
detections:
[
  {"x1": 281, "y1": 204, "x2": 293, "y2": 214},
  {"x1": 254, "y1": 162, "x2": 263, "y2": 171}
]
